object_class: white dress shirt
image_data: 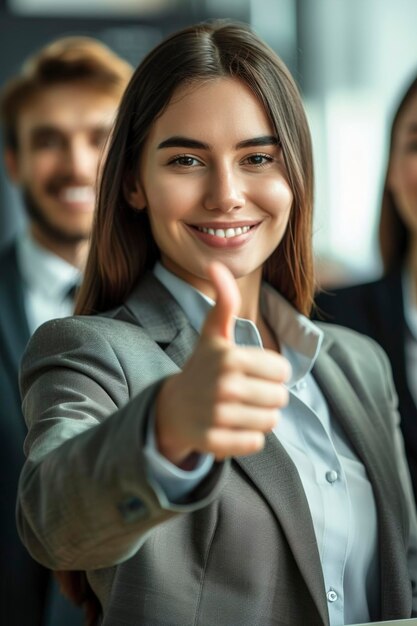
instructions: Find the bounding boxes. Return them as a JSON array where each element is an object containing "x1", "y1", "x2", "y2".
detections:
[
  {"x1": 16, "y1": 230, "x2": 81, "y2": 334},
  {"x1": 145, "y1": 262, "x2": 380, "y2": 626}
]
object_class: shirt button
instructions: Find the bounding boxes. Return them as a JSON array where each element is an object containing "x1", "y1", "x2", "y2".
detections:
[
  {"x1": 325, "y1": 470, "x2": 338, "y2": 484},
  {"x1": 327, "y1": 589, "x2": 338, "y2": 603}
]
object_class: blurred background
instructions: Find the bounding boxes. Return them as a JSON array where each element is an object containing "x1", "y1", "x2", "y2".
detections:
[{"x1": 0, "y1": 0, "x2": 416, "y2": 287}]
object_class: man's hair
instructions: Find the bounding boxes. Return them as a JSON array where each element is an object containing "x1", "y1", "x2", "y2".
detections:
[{"x1": 0, "y1": 36, "x2": 133, "y2": 150}]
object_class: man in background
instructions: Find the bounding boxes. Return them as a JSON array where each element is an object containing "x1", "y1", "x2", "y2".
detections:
[{"x1": 0, "y1": 36, "x2": 132, "y2": 625}]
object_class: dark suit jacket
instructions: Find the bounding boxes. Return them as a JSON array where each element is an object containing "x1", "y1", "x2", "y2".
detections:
[
  {"x1": 0, "y1": 241, "x2": 83, "y2": 626},
  {"x1": 315, "y1": 269, "x2": 417, "y2": 502},
  {"x1": 17, "y1": 272, "x2": 417, "y2": 625}
]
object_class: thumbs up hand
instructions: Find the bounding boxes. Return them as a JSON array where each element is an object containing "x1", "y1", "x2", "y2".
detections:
[
  {"x1": 155, "y1": 262, "x2": 291, "y2": 467},
  {"x1": 200, "y1": 261, "x2": 241, "y2": 342}
]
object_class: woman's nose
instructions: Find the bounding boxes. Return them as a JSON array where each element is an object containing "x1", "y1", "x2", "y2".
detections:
[{"x1": 203, "y1": 167, "x2": 245, "y2": 213}]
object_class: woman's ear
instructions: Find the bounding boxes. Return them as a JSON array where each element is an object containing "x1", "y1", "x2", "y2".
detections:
[{"x1": 123, "y1": 172, "x2": 146, "y2": 210}]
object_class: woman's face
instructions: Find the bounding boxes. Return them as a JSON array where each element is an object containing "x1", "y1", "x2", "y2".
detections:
[
  {"x1": 129, "y1": 77, "x2": 293, "y2": 296},
  {"x1": 388, "y1": 90, "x2": 417, "y2": 235}
]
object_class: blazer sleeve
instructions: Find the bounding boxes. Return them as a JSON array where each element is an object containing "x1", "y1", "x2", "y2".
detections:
[{"x1": 17, "y1": 316, "x2": 227, "y2": 572}]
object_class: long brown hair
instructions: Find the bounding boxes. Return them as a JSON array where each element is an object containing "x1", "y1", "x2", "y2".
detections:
[
  {"x1": 379, "y1": 75, "x2": 417, "y2": 272},
  {"x1": 76, "y1": 20, "x2": 315, "y2": 317}
]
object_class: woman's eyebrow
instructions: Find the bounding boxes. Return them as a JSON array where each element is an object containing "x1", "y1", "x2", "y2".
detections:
[
  {"x1": 157, "y1": 135, "x2": 279, "y2": 150},
  {"x1": 157, "y1": 136, "x2": 209, "y2": 149},
  {"x1": 235, "y1": 135, "x2": 279, "y2": 149}
]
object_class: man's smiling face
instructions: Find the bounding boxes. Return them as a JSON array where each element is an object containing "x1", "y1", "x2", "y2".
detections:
[{"x1": 7, "y1": 81, "x2": 118, "y2": 245}]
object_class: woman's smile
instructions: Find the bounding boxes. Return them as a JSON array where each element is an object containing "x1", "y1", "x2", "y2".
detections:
[{"x1": 185, "y1": 220, "x2": 261, "y2": 247}]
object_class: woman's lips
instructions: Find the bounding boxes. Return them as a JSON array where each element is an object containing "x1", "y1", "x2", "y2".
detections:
[{"x1": 186, "y1": 222, "x2": 260, "y2": 248}]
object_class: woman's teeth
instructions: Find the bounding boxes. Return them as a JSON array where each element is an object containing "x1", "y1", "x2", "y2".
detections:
[{"x1": 196, "y1": 225, "x2": 251, "y2": 238}]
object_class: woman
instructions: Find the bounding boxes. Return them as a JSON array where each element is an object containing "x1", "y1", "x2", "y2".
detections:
[
  {"x1": 315, "y1": 75, "x2": 417, "y2": 503},
  {"x1": 17, "y1": 21, "x2": 417, "y2": 626}
]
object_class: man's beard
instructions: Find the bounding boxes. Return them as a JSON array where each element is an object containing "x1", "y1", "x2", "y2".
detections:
[{"x1": 22, "y1": 186, "x2": 91, "y2": 246}]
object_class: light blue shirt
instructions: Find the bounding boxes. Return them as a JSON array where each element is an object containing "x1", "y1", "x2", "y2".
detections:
[
  {"x1": 145, "y1": 262, "x2": 379, "y2": 626},
  {"x1": 16, "y1": 230, "x2": 81, "y2": 334}
]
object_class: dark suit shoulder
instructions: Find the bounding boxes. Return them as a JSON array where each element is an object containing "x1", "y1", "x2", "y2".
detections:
[
  {"x1": 313, "y1": 272, "x2": 402, "y2": 340},
  {"x1": 0, "y1": 240, "x2": 21, "y2": 296},
  {"x1": 0, "y1": 240, "x2": 21, "y2": 285},
  {"x1": 315, "y1": 274, "x2": 388, "y2": 310},
  {"x1": 0, "y1": 238, "x2": 18, "y2": 262},
  {"x1": 0, "y1": 238, "x2": 30, "y2": 375}
]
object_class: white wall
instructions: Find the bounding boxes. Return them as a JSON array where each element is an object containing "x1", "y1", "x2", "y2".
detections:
[{"x1": 298, "y1": 0, "x2": 417, "y2": 284}]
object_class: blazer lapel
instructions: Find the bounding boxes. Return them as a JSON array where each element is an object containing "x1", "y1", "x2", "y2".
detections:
[
  {"x1": 313, "y1": 340, "x2": 411, "y2": 620},
  {"x1": 123, "y1": 272, "x2": 199, "y2": 368},
  {"x1": 235, "y1": 441, "x2": 329, "y2": 625}
]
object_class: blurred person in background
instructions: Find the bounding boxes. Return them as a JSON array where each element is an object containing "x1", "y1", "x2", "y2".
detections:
[
  {"x1": 315, "y1": 74, "x2": 417, "y2": 504},
  {"x1": 0, "y1": 36, "x2": 132, "y2": 626}
]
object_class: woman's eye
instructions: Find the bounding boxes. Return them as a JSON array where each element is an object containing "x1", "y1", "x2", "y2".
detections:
[
  {"x1": 244, "y1": 154, "x2": 274, "y2": 167},
  {"x1": 170, "y1": 155, "x2": 200, "y2": 167}
]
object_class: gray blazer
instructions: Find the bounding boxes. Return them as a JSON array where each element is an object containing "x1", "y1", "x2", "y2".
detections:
[{"x1": 17, "y1": 272, "x2": 417, "y2": 626}]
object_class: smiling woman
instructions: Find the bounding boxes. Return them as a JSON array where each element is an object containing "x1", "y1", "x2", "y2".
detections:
[
  {"x1": 76, "y1": 21, "x2": 313, "y2": 318},
  {"x1": 16, "y1": 20, "x2": 417, "y2": 626},
  {"x1": 124, "y1": 77, "x2": 293, "y2": 308}
]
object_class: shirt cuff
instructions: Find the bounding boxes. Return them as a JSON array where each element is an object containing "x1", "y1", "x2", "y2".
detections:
[{"x1": 144, "y1": 408, "x2": 214, "y2": 502}]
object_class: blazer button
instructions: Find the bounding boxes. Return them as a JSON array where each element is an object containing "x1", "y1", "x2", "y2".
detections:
[{"x1": 118, "y1": 496, "x2": 148, "y2": 522}]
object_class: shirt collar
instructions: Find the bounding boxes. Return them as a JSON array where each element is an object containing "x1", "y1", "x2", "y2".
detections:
[
  {"x1": 16, "y1": 229, "x2": 81, "y2": 299},
  {"x1": 153, "y1": 262, "x2": 323, "y2": 388}
]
